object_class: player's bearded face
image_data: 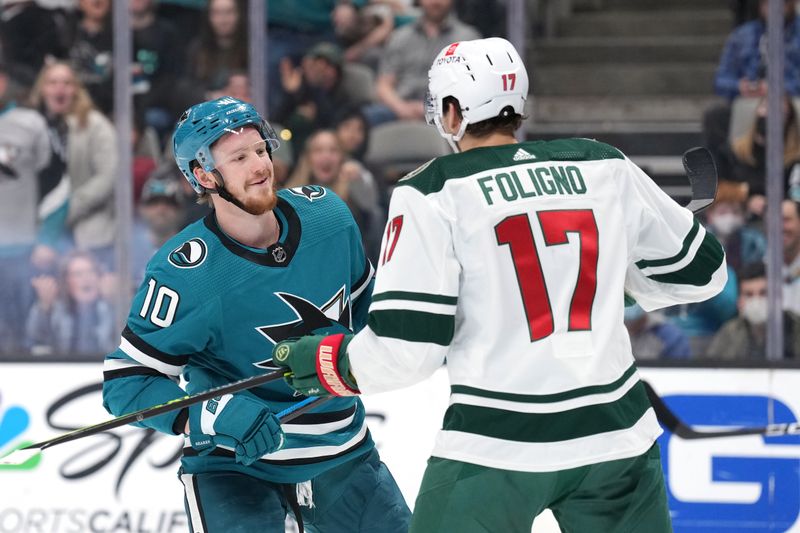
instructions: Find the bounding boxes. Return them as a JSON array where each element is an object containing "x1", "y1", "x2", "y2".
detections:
[{"x1": 213, "y1": 129, "x2": 277, "y2": 215}]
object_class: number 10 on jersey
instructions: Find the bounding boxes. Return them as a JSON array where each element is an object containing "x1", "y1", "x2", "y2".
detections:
[{"x1": 495, "y1": 209, "x2": 598, "y2": 342}]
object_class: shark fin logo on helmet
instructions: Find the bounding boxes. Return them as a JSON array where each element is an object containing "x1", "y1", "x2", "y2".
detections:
[
  {"x1": 288, "y1": 185, "x2": 327, "y2": 202},
  {"x1": 169, "y1": 238, "x2": 208, "y2": 269}
]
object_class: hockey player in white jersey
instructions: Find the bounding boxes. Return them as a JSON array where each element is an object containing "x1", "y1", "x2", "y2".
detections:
[{"x1": 272, "y1": 37, "x2": 727, "y2": 532}]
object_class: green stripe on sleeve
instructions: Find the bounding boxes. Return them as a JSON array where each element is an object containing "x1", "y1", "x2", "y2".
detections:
[
  {"x1": 368, "y1": 309, "x2": 455, "y2": 346},
  {"x1": 371, "y1": 291, "x2": 458, "y2": 305},
  {"x1": 451, "y1": 364, "x2": 637, "y2": 403},
  {"x1": 443, "y1": 381, "x2": 651, "y2": 443},
  {"x1": 646, "y1": 231, "x2": 724, "y2": 286},
  {"x1": 635, "y1": 219, "x2": 700, "y2": 269}
]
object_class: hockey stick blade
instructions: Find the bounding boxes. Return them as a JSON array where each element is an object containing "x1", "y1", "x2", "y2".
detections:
[
  {"x1": 0, "y1": 369, "x2": 291, "y2": 465},
  {"x1": 643, "y1": 380, "x2": 798, "y2": 439},
  {"x1": 682, "y1": 146, "x2": 718, "y2": 213}
]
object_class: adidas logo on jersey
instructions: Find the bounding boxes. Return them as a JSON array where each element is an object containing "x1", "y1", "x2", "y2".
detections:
[{"x1": 513, "y1": 148, "x2": 536, "y2": 161}]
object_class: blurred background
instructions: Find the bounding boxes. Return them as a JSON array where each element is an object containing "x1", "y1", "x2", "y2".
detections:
[{"x1": 2, "y1": 1, "x2": 800, "y2": 531}]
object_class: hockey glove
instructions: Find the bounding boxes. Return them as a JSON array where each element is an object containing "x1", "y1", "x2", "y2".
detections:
[
  {"x1": 272, "y1": 333, "x2": 360, "y2": 397},
  {"x1": 188, "y1": 394, "x2": 284, "y2": 466}
]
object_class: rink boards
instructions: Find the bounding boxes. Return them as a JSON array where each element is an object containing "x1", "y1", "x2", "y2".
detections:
[{"x1": 0, "y1": 363, "x2": 799, "y2": 533}]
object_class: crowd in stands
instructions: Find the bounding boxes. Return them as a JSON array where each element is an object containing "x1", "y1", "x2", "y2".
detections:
[{"x1": 0, "y1": 0, "x2": 799, "y2": 361}]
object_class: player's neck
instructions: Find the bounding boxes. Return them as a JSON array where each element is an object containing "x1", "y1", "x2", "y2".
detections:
[
  {"x1": 458, "y1": 132, "x2": 518, "y2": 152},
  {"x1": 213, "y1": 202, "x2": 280, "y2": 250}
]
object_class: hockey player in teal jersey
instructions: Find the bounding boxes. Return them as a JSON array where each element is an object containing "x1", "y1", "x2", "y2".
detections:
[{"x1": 102, "y1": 97, "x2": 410, "y2": 532}]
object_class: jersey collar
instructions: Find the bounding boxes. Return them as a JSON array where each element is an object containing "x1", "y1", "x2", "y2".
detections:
[{"x1": 203, "y1": 197, "x2": 302, "y2": 267}]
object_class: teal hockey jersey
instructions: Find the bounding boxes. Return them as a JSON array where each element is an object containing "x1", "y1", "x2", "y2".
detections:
[{"x1": 102, "y1": 187, "x2": 375, "y2": 483}]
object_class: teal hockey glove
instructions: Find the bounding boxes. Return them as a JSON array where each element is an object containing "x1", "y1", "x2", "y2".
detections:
[
  {"x1": 188, "y1": 394, "x2": 284, "y2": 466},
  {"x1": 272, "y1": 333, "x2": 360, "y2": 397}
]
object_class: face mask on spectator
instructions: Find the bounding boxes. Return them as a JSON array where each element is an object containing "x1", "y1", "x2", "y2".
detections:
[
  {"x1": 741, "y1": 296, "x2": 768, "y2": 325},
  {"x1": 711, "y1": 212, "x2": 744, "y2": 236}
]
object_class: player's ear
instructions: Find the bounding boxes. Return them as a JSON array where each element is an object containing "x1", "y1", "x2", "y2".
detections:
[
  {"x1": 444, "y1": 101, "x2": 462, "y2": 135},
  {"x1": 193, "y1": 165, "x2": 217, "y2": 190}
]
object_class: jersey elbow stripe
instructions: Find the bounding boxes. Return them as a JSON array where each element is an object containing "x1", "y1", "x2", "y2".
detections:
[
  {"x1": 368, "y1": 309, "x2": 455, "y2": 346},
  {"x1": 443, "y1": 380, "x2": 651, "y2": 443},
  {"x1": 120, "y1": 326, "x2": 188, "y2": 376},
  {"x1": 645, "y1": 233, "x2": 724, "y2": 286},
  {"x1": 351, "y1": 260, "x2": 375, "y2": 301},
  {"x1": 635, "y1": 219, "x2": 700, "y2": 271}
]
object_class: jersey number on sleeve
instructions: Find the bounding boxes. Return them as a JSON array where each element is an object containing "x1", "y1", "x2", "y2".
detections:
[
  {"x1": 139, "y1": 278, "x2": 180, "y2": 328},
  {"x1": 495, "y1": 209, "x2": 598, "y2": 342}
]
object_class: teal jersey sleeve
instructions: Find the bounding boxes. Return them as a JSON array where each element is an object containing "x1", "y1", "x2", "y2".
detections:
[{"x1": 103, "y1": 255, "x2": 216, "y2": 435}]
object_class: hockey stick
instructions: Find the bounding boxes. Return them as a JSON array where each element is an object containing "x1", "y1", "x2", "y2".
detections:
[
  {"x1": 0, "y1": 370, "x2": 329, "y2": 466},
  {"x1": 681, "y1": 146, "x2": 717, "y2": 213},
  {"x1": 643, "y1": 380, "x2": 800, "y2": 439}
]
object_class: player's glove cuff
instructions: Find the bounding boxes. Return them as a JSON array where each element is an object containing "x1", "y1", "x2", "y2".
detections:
[{"x1": 273, "y1": 333, "x2": 359, "y2": 396}]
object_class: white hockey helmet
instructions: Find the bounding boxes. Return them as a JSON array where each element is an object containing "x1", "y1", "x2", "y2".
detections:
[{"x1": 425, "y1": 37, "x2": 528, "y2": 149}]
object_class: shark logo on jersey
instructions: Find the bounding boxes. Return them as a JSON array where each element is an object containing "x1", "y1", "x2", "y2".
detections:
[
  {"x1": 168, "y1": 238, "x2": 208, "y2": 269},
  {"x1": 288, "y1": 185, "x2": 327, "y2": 202},
  {"x1": 254, "y1": 287, "x2": 351, "y2": 370}
]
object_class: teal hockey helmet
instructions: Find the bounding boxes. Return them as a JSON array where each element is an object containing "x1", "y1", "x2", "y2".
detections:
[{"x1": 172, "y1": 97, "x2": 280, "y2": 193}]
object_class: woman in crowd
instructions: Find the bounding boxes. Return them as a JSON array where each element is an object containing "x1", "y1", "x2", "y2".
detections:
[
  {"x1": 28, "y1": 61, "x2": 118, "y2": 269},
  {"x1": 285, "y1": 129, "x2": 384, "y2": 262}
]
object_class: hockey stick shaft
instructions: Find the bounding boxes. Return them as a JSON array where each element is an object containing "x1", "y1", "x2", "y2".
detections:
[
  {"x1": 8, "y1": 369, "x2": 290, "y2": 457},
  {"x1": 643, "y1": 380, "x2": 797, "y2": 439}
]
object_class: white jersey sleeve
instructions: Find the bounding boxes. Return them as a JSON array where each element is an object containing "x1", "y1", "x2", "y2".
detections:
[
  {"x1": 618, "y1": 157, "x2": 727, "y2": 311},
  {"x1": 348, "y1": 180, "x2": 459, "y2": 394}
]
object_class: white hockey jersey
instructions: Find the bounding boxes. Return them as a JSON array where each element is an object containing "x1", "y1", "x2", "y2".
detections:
[{"x1": 348, "y1": 138, "x2": 727, "y2": 472}]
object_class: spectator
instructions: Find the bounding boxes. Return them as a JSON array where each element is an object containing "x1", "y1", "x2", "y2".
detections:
[
  {"x1": 132, "y1": 175, "x2": 185, "y2": 281},
  {"x1": 365, "y1": 0, "x2": 480, "y2": 126},
  {"x1": 0, "y1": 61, "x2": 58, "y2": 356},
  {"x1": 286, "y1": 129, "x2": 384, "y2": 261},
  {"x1": 266, "y1": 0, "x2": 367, "y2": 115},
  {"x1": 276, "y1": 42, "x2": 374, "y2": 158},
  {"x1": 624, "y1": 304, "x2": 691, "y2": 360},
  {"x1": 706, "y1": 262, "x2": 800, "y2": 359},
  {"x1": 334, "y1": 107, "x2": 371, "y2": 162},
  {"x1": 0, "y1": 0, "x2": 68, "y2": 89},
  {"x1": 131, "y1": 0, "x2": 182, "y2": 135},
  {"x1": 704, "y1": 180, "x2": 766, "y2": 273},
  {"x1": 26, "y1": 250, "x2": 115, "y2": 357},
  {"x1": 731, "y1": 95, "x2": 800, "y2": 196},
  {"x1": 67, "y1": 0, "x2": 113, "y2": 115},
  {"x1": 173, "y1": 0, "x2": 248, "y2": 114},
  {"x1": 333, "y1": 1, "x2": 395, "y2": 68},
  {"x1": 453, "y1": 0, "x2": 506, "y2": 39},
  {"x1": 665, "y1": 266, "x2": 739, "y2": 356},
  {"x1": 703, "y1": 0, "x2": 800, "y2": 180},
  {"x1": 783, "y1": 199, "x2": 800, "y2": 313},
  {"x1": 132, "y1": 114, "x2": 158, "y2": 204},
  {"x1": 28, "y1": 61, "x2": 118, "y2": 269}
]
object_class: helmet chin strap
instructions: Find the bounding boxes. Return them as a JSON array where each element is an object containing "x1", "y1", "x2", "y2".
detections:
[
  {"x1": 206, "y1": 149, "x2": 273, "y2": 213},
  {"x1": 434, "y1": 116, "x2": 469, "y2": 153},
  {"x1": 209, "y1": 169, "x2": 249, "y2": 212}
]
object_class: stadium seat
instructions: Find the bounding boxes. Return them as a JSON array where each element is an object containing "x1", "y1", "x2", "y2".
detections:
[{"x1": 365, "y1": 120, "x2": 451, "y2": 184}]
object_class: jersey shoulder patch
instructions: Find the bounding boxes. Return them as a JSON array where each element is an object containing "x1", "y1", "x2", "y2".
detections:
[
  {"x1": 168, "y1": 237, "x2": 208, "y2": 269},
  {"x1": 285, "y1": 184, "x2": 327, "y2": 202}
]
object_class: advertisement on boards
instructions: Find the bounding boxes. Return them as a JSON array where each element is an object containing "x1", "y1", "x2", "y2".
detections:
[{"x1": 3, "y1": 364, "x2": 800, "y2": 532}]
